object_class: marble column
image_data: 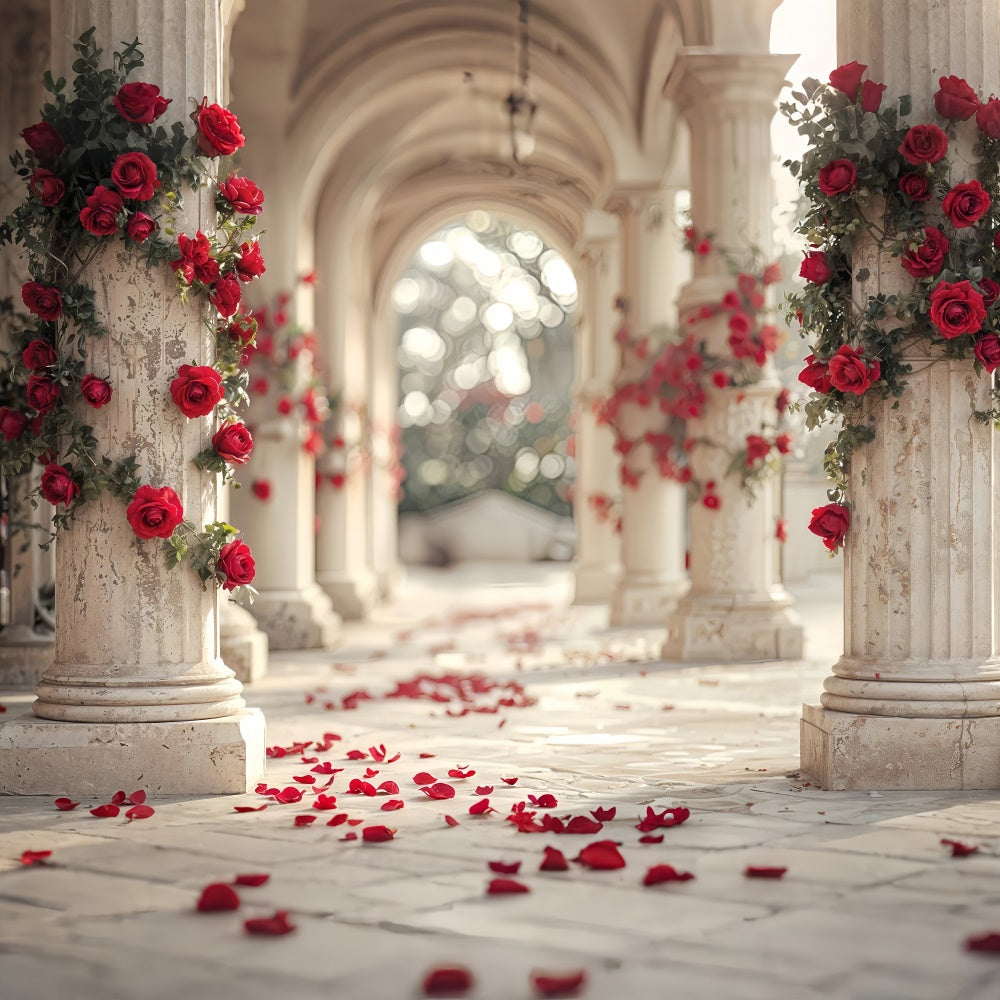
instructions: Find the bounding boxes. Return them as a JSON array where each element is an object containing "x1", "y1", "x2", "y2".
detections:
[
  {"x1": 0, "y1": 0, "x2": 265, "y2": 795},
  {"x1": 572, "y1": 222, "x2": 623, "y2": 604},
  {"x1": 801, "y1": 0, "x2": 1000, "y2": 790},
  {"x1": 608, "y1": 190, "x2": 689, "y2": 626},
  {"x1": 661, "y1": 48, "x2": 803, "y2": 661}
]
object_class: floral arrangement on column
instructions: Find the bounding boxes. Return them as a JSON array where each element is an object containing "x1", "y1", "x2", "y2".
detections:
[
  {"x1": 784, "y1": 63, "x2": 1000, "y2": 553},
  {"x1": 0, "y1": 29, "x2": 264, "y2": 596}
]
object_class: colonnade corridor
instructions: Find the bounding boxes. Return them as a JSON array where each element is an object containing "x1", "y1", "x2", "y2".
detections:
[{"x1": 2, "y1": 563, "x2": 999, "y2": 1000}]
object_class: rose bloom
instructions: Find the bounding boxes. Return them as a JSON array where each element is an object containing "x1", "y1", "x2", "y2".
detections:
[
  {"x1": 196, "y1": 257, "x2": 221, "y2": 285},
  {"x1": 818, "y1": 158, "x2": 858, "y2": 197},
  {"x1": 26, "y1": 373, "x2": 60, "y2": 414},
  {"x1": 217, "y1": 538, "x2": 255, "y2": 590},
  {"x1": 79, "y1": 185, "x2": 124, "y2": 236},
  {"x1": 809, "y1": 502, "x2": 850, "y2": 552},
  {"x1": 28, "y1": 168, "x2": 65, "y2": 206},
  {"x1": 941, "y1": 179, "x2": 991, "y2": 228},
  {"x1": 975, "y1": 333, "x2": 1000, "y2": 372},
  {"x1": 170, "y1": 231, "x2": 213, "y2": 283},
  {"x1": 829, "y1": 61, "x2": 867, "y2": 98},
  {"x1": 80, "y1": 374, "x2": 113, "y2": 409},
  {"x1": 113, "y1": 82, "x2": 170, "y2": 124},
  {"x1": 40, "y1": 463, "x2": 80, "y2": 507},
  {"x1": 196, "y1": 102, "x2": 245, "y2": 156},
  {"x1": 21, "y1": 281, "x2": 63, "y2": 321},
  {"x1": 827, "y1": 344, "x2": 881, "y2": 395},
  {"x1": 929, "y1": 280, "x2": 987, "y2": 339},
  {"x1": 211, "y1": 274, "x2": 242, "y2": 317},
  {"x1": 976, "y1": 97, "x2": 1000, "y2": 139},
  {"x1": 934, "y1": 75, "x2": 981, "y2": 119},
  {"x1": 980, "y1": 278, "x2": 1000, "y2": 307},
  {"x1": 218, "y1": 175, "x2": 263, "y2": 215},
  {"x1": 901, "y1": 226, "x2": 950, "y2": 278},
  {"x1": 898, "y1": 124, "x2": 948, "y2": 164},
  {"x1": 235, "y1": 241, "x2": 266, "y2": 282},
  {"x1": 226, "y1": 313, "x2": 258, "y2": 345},
  {"x1": 775, "y1": 432, "x2": 793, "y2": 455},
  {"x1": 898, "y1": 171, "x2": 932, "y2": 202},
  {"x1": 111, "y1": 151, "x2": 158, "y2": 201},
  {"x1": 860, "y1": 80, "x2": 887, "y2": 112},
  {"x1": 170, "y1": 364, "x2": 224, "y2": 417},
  {"x1": 21, "y1": 122, "x2": 64, "y2": 163},
  {"x1": 745, "y1": 434, "x2": 771, "y2": 465},
  {"x1": 0, "y1": 407, "x2": 28, "y2": 442},
  {"x1": 799, "y1": 250, "x2": 832, "y2": 284},
  {"x1": 22, "y1": 339, "x2": 56, "y2": 371},
  {"x1": 126, "y1": 484, "x2": 184, "y2": 540},
  {"x1": 798, "y1": 354, "x2": 833, "y2": 393},
  {"x1": 212, "y1": 421, "x2": 254, "y2": 464},
  {"x1": 126, "y1": 211, "x2": 157, "y2": 243}
]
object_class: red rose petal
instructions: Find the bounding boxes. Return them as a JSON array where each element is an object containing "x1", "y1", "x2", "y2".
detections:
[
  {"x1": 422, "y1": 965, "x2": 474, "y2": 997},
  {"x1": 591, "y1": 807, "x2": 616, "y2": 822},
  {"x1": 488, "y1": 860, "x2": 522, "y2": 874},
  {"x1": 529, "y1": 794, "x2": 557, "y2": 808},
  {"x1": 274, "y1": 787, "x2": 304, "y2": 804},
  {"x1": 197, "y1": 883, "x2": 240, "y2": 912},
  {"x1": 363, "y1": 767, "x2": 379, "y2": 778},
  {"x1": 967, "y1": 931, "x2": 1000, "y2": 952},
  {"x1": 362, "y1": 825, "x2": 396, "y2": 842},
  {"x1": 448, "y1": 768, "x2": 476, "y2": 779},
  {"x1": 347, "y1": 817, "x2": 364, "y2": 826},
  {"x1": 413, "y1": 771, "x2": 437, "y2": 785},
  {"x1": 292, "y1": 774, "x2": 317, "y2": 784},
  {"x1": 419, "y1": 752, "x2": 436, "y2": 758},
  {"x1": 327, "y1": 814, "x2": 349, "y2": 827},
  {"x1": 744, "y1": 865, "x2": 787, "y2": 879},
  {"x1": 313, "y1": 794, "x2": 338, "y2": 811},
  {"x1": 487, "y1": 877, "x2": 530, "y2": 895},
  {"x1": 54, "y1": 798, "x2": 79, "y2": 811},
  {"x1": 345, "y1": 749, "x2": 368, "y2": 760},
  {"x1": 347, "y1": 779, "x2": 377, "y2": 796},
  {"x1": 475, "y1": 785, "x2": 494, "y2": 795},
  {"x1": 341, "y1": 831, "x2": 358, "y2": 841},
  {"x1": 294, "y1": 815, "x2": 317, "y2": 827},
  {"x1": 90, "y1": 804, "x2": 121, "y2": 818},
  {"x1": 444, "y1": 815, "x2": 460, "y2": 827},
  {"x1": 20, "y1": 850, "x2": 52, "y2": 865},
  {"x1": 381, "y1": 799, "x2": 405, "y2": 811},
  {"x1": 942, "y1": 838, "x2": 979, "y2": 857},
  {"x1": 540, "y1": 814, "x2": 565, "y2": 833},
  {"x1": 469, "y1": 798, "x2": 494, "y2": 815},
  {"x1": 635, "y1": 805, "x2": 690, "y2": 831},
  {"x1": 234, "y1": 874, "x2": 270, "y2": 887},
  {"x1": 421, "y1": 782, "x2": 456, "y2": 800},
  {"x1": 310, "y1": 762, "x2": 338, "y2": 775},
  {"x1": 501, "y1": 777, "x2": 519, "y2": 785},
  {"x1": 539, "y1": 846, "x2": 569, "y2": 872},
  {"x1": 377, "y1": 780, "x2": 400, "y2": 794},
  {"x1": 638, "y1": 834, "x2": 663, "y2": 844},
  {"x1": 564, "y1": 816, "x2": 603, "y2": 834},
  {"x1": 110, "y1": 791, "x2": 127, "y2": 806},
  {"x1": 125, "y1": 804, "x2": 155, "y2": 820},
  {"x1": 244, "y1": 910, "x2": 296, "y2": 936},
  {"x1": 234, "y1": 804, "x2": 268, "y2": 813},
  {"x1": 369, "y1": 744, "x2": 388, "y2": 762},
  {"x1": 300, "y1": 756, "x2": 319, "y2": 764},
  {"x1": 644, "y1": 864, "x2": 695, "y2": 886},
  {"x1": 127, "y1": 789, "x2": 146, "y2": 805},
  {"x1": 574, "y1": 840, "x2": 626, "y2": 870},
  {"x1": 531, "y1": 969, "x2": 587, "y2": 997}
]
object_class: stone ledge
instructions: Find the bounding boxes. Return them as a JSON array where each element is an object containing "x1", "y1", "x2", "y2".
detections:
[
  {"x1": 0, "y1": 708, "x2": 266, "y2": 795},
  {"x1": 611, "y1": 576, "x2": 688, "y2": 627},
  {"x1": 800, "y1": 703, "x2": 1000, "y2": 790},
  {"x1": 663, "y1": 602, "x2": 804, "y2": 662},
  {"x1": 249, "y1": 584, "x2": 341, "y2": 650}
]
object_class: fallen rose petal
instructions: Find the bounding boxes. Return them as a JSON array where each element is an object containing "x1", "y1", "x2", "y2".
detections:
[
  {"x1": 196, "y1": 883, "x2": 240, "y2": 912},
  {"x1": 300, "y1": 756, "x2": 319, "y2": 764},
  {"x1": 564, "y1": 816, "x2": 603, "y2": 835},
  {"x1": 347, "y1": 817, "x2": 364, "y2": 825},
  {"x1": 966, "y1": 931, "x2": 1000, "y2": 953},
  {"x1": 363, "y1": 767, "x2": 380, "y2": 778},
  {"x1": 421, "y1": 782, "x2": 456, "y2": 800},
  {"x1": 110, "y1": 791, "x2": 127, "y2": 806},
  {"x1": 942, "y1": 838, "x2": 979, "y2": 857},
  {"x1": 20, "y1": 850, "x2": 52, "y2": 865},
  {"x1": 488, "y1": 860, "x2": 521, "y2": 874},
  {"x1": 362, "y1": 825, "x2": 396, "y2": 842},
  {"x1": 234, "y1": 804, "x2": 268, "y2": 813},
  {"x1": 345, "y1": 749, "x2": 368, "y2": 760},
  {"x1": 381, "y1": 799, "x2": 405, "y2": 811},
  {"x1": 469, "y1": 798, "x2": 493, "y2": 815},
  {"x1": 444, "y1": 815, "x2": 460, "y2": 827},
  {"x1": 644, "y1": 864, "x2": 695, "y2": 886},
  {"x1": 377, "y1": 780, "x2": 400, "y2": 794},
  {"x1": 574, "y1": 840, "x2": 626, "y2": 870},
  {"x1": 422, "y1": 965, "x2": 474, "y2": 997},
  {"x1": 501, "y1": 777, "x2": 519, "y2": 785},
  {"x1": 127, "y1": 790, "x2": 146, "y2": 805},
  {"x1": 529, "y1": 794, "x2": 558, "y2": 808},
  {"x1": 475, "y1": 785, "x2": 494, "y2": 795},
  {"x1": 125, "y1": 804, "x2": 155, "y2": 820},
  {"x1": 369, "y1": 744, "x2": 388, "y2": 762},
  {"x1": 310, "y1": 762, "x2": 338, "y2": 775},
  {"x1": 244, "y1": 910, "x2": 296, "y2": 936},
  {"x1": 256, "y1": 783, "x2": 278, "y2": 795},
  {"x1": 744, "y1": 866, "x2": 787, "y2": 879},
  {"x1": 234, "y1": 874, "x2": 270, "y2": 886},
  {"x1": 487, "y1": 877, "x2": 530, "y2": 894},
  {"x1": 313, "y1": 794, "x2": 338, "y2": 810},
  {"x1": 341, "y1": 831, "x2": 358, "y2": 841},
  {"x1": 448, "y1": 768, "x2": 476, "y2": 779},
  {"x1": 294, "y1": 815, "x2": 317, "y2": 827},
  {"x1": 90, "y1": 804, "x2": 121, "y2": 818},
  {"x1": 531, "y1": 969, "x2": 587, "y2": 998},
  {"x1": 273, "y1": 787, "x2": 304, "y2": 804},
  {"x1": 539, "y1": 846, "x2": 569, "y2": 871},
  {"x1": 347, "y1": 779, "x2": 377, "y2": 796},
  {"x1": 637, "y1": 834, "x2": 663, "y2": 844},
  {"x1": 636, "y1": 805, "x2": 690, "y2": 831},
  {"x1": 54, "y1": 798, "x2": 79, "y2": 811},
  {"x1": 292, "y1": 774, "x2": 317, "y2": 784},
  {"x1": 413, "y1": 771, "x2": 437, "y2": 785},
  {"x1": 591, "y1": 807, "x2": 616, "y2": 822},
  {"x1": 327, "y1": 814, "x2": 348, "y2": 826},
  {"x1": 419, "y1": 752, "x2": 436, "y2": 758}
]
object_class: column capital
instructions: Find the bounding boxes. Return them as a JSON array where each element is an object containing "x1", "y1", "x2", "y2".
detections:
[
  {"x1": 604, "y1": 185, "x2": 665, "y2": 222},
  {"x1": 664, "y1": 50, "x2": 796, "y2": 112}
]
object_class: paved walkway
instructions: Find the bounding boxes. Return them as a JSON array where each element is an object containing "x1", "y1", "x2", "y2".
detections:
[{"x1": 1, "y1": 564, "x2": 999, "y2": 1000}]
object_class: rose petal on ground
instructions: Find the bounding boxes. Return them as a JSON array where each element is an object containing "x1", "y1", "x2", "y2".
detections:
[
  {"x1": 369, "y1": 744, "x2": 388, "y2": 762},
  {"x1": 347, "y1": 817, "x2": 364, "y2": 825},
  {"x1": 90, "y1": 804, "x2": 121, "y2": 818},
  {"x1": 966, "y1": 931, "x2": 1000, "y2": 953},
  {"x1": 363, "y1": 767, "x2": 380, "y2": 778},
  {"x1": 109, "y1": 791, "x2": 127, "y2": 806},
  {"x1": 196, "y1": 883, "x2": 240, "y2": 912},
  {"x1": 292, "y1": 774, "x2": 317, "y2": 784},
  {"x1": 744, "y1": 866, "x2": 787, "y2": 879},
  {"x1": 488, "y1": 860, "x2": 521, "y2": 874},
  {"x1": 20, "y1": 850, "x2": 52, "y2": 865},
  {"x1": 574, "y1": 840, "x2": 626, "y2": 870},
  {"x1": 637, "y1": 834, "x2": 663, "y2": 844},
  {"x1": 234, "y1": 804, "x2": 268, "y2": 813},
  {"x1": 310, "y1": 762, "x2": 338, "y2": 775},
  {"x1": 469, "y1": 798, "x2": 494, "y2": 815},
  {"x1": 341, "y1": 831, "x2": 358, "y2": 841},
  {"x1": 475, "y1": 785, "x2": 494, "y2": 795},
  {"x1": 234, "y1": 874, "x2": 270, "y2": 887},
  {"x1": 313, "y1": 794, "x2": 338, "y2": 810},
  {"x1": 381, "y1": 799, "x2": 405, "y2": 811},
  {"x1": 539, "y1": 846, "x2": 569, "y2": 872},
  {"x1": 125, "y1": 805, "x2": 155, "y2": 820},
  {"x1": 274, "y1": 787, "x2": 304, "y2": 804},
  {"x1": 300, "y1": 756, "x2": 319, "y2": 764},
  {"x1": 362, "y1": 825, "x2": 396, "y2": 842},
  {"x1": 635, "y1": 805, "x2": 690, "y2": 831},
  {"x1": 377, "y1": 780, "x2": 400, "y2": 794},
  {"x1": 127, "y1": 790, "x2": 146, "y2": 805},
  {"x1": 501, "y1": 777, "x2": 519, "y2": 785},
  {"x1": 444, "y1": 815, "x2": 460, "y2": 827},
  {"x1": 565, "y1": 816, "x2": 603, "y2": 834},
  {"x1": 421, "y1": 783, "x2": 456, "y2": 800},
  {"x1": 347, "y1": 779, "x2": 377, "y2": 796},
  {"x1": 345, "y1": 749, "x2": 368, "y2": 760},
  {"x1": 422, "y1": 965, "x2": 474, "y2": 997},
  {"x1": 294, "y1": 815, "x2": 317, "y2": 827},
  {"x1": 419, "y1": 752, "x2": 437, "y2": 758},
  {"x1": 487, "y1": 877, "x2": 530, "y2": 894},
  {"x1": 244, "y1": 910, "x2": 296, "y2": 936},
  {"x1": 448, "y1": 768, "x2": 476, "y2": 779},
  {"x1": 54, "y1": 798, "x2": 79, "y2": 811},
  {"x1": 531, "y1": 969, "x2": 587, "y2": 997},
  {"x1": 644, "y1": 864, "x2": 695, "y2": 886},
  {"x1": 942, "y1": 838, "x2": 979, "y2": 857},
  {"x1": 413, "y1": 772, "x2": 437, "y2": 785},
  {"x1": 326, "y1": 814, "x2": 348, "y2": 827},
  {"x1": 590, "y1": 807, "x2": 616, "y2": 822},
  {"x1": 529, "y1": 794, "x2": 557, "y2": 808}
]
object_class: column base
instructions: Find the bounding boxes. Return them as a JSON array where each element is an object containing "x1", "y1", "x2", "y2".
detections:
[
  {"x1": 0, "y1": 629, "x2": 54, "y2": 686},
  {"x1": 662, "y1": 594, "x2": 803, "y2": 661},
  {"x1": 610, "y1": 574, "x2": 687, "y2": 626},
  {"x1": 319, "y1": 571, "x2": 379, "y2": 621},
  {"x1": 0, "y1": 708, "x2": 266, "y2": 795},
  {"x1": 800, "y1": 703, "x2": 1000, "y2": 790},
  {"x1": 249, "y1": 584, "x2": 341, "y2": 650},
  {"x1": 220, "y1": 602, "x2": 269, "y2": 684},
  {"x1": 573, "y1": 564, "x2": 620, "y2": 605}
]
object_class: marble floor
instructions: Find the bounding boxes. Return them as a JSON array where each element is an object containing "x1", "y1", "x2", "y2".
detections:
[{"x1": 1, "y1": 564, "x2": 999, "y2": 1000}]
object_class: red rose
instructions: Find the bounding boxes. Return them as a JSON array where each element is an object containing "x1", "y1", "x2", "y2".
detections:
[
  {"x1": 170, "y1": 231, "x2": 213, "y2": 284},
  {"x1": 829, "y1": 61, "x2": 867, "y2": 99},
  {"x1": 976, "y1": 97, "x2": 1000, "y2": 139},
  {"x1": 212, "y1": 421, "x2": 254, "y2": 464},
  {"x1": 898, "y1": 172, "x2": 931, "y2": 202},
  {"x1": 21, "y1": 122, "x2": 64, "y2": 163},
  {"x1": 126, "y1": 484, "x2": 184, "y2": 540},
  {"x1": 211, "y1": 275, "x2": 242, "y2": 317},
  {"x1": 235, "y1": 241, "x2": 266, "y2": 282},
  {"x1": 860, "y1": 80, "x2": 887, "y2": 112},
  {"x1": 818, "y1": 159, "x2": 858, "y2": 197},
  {"x1": 79, "y1": 186, "x2": 124, "y2": 236},
  {"x1": 0, "y1": 407, "x2": 28, "y2": 441},
  {"x1": 218, "y1": 175, "x2": 263, "y2": 215},
  {"x1": 28, "y1": 168, "x2": 65, "y2": 206},
  {"x1": 809, "y1": 502, "x2": 850, "y2": 552},
  {"x1": 21, "y1": 282, "x2": 62, "y2": 321},
  {"x1": 22, "y1": 339, "x2": 56, "y2": 371},
  {"x1": 40, "y1": 463, "x2": 80, "y2": 507},
  {"x1": 251, "y1": 479, "x2": 272, "y2": 501},
  {"x1": 798, "y1": 354, "x2": 833, "y2": 393},
  {"x1": 941, "y1": 179, "x2": 991, "y2": 228},
  {"x1": 195, "y1": 102, "x2": 245, "y2": 157},
  {"x1": 799, "y1": 250, "x2": 832, "y2": 284},
  {"x1": 26, "y1": 374, "x2": 60, "y2": 414},
  {"x1": 901, "y1": 226, "x2": 950, "y2": 278},
  {"x1": 934, "y1": 76, "x2": 980, "y2": 120},
  {"x1": 111, "y1": 151, "x2": 158, "y2": 201},
  {"x1": 979, "y1": 278, "x2": 1000, "y2": 306},
  {"x1": 898, "y1": 124, "x2": 948, "y2": 165},
  {"x1": 226, "y1": 313, "x2": 258, "y2": 345},
  {"x1": 745, "y1": 434, "x2": 771, "y2": 465},
  {"x1": 126, "y1": 212, "x2": 157, "y2": 243},
  {"x1": 217, "y1": 538, "x2": 255, "y2": 591},
  {"x1": 169, "y1": 364, "x2": 224, "y2": 417},
  {"x1": 80, "y1": 374, "x2": 113, "y2": 409},
  {"x1": 827, "y1": 344, "x2": 881, "y2": 395},
  {"x1": 113, "y1": 82, "x2": 170, "y2": 124},
  {"x1": 775, "y1": 432, "x2": 792, "y2": 454},
  {"x1": 975, "y1": 333, "x2": 1000, "y2": 372},
  {"x1": 929, "y1": 279, "x2": 987, "y2": 339}
]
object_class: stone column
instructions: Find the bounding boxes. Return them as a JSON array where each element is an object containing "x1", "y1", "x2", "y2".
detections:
[
  {"x1": 0, "y1": 0, "x2": 265, "y2": 795},
  {"x1": 572, "y1": 222, "x2": 623, "y2": 604},
  {"x1": 608, "y1": 190, "x2": 689, "y2": 626},
  {"x1": 661, "y1": 48, "x2": 803, "y2": 661},
  {"x1": 801, "y1": 0, "x2": 1000, "y2": 790}
]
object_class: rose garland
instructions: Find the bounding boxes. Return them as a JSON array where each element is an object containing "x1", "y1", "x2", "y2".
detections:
[
  {"x1": 783, "y1": 63, "x2": 1000, "y2": 553},
  {"x1": 0, "y1": 28, "x2": 265, "y2": 595}
]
